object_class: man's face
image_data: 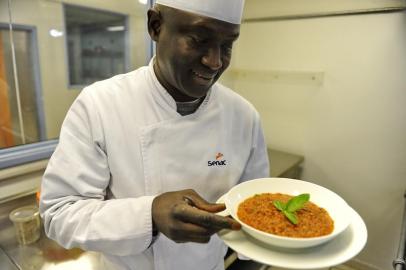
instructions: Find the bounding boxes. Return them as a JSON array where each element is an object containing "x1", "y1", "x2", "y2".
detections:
[{"x1": 149, "y1": 6, "x2": 240, "y2": 101}]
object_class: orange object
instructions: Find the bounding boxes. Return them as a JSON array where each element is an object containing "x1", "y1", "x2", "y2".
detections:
[
  {"x1": 36, "y1": 190, "x2": 41, "y2": 205},
  {"x1": 0, "y1": 32, "x2": 15, "y2": 148},
  {"x1": 215, "y1": 152, "x2": 223, "y2": 160}
]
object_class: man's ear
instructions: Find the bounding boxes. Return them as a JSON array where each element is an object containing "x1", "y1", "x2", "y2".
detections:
[{"x1": 147, "y1": 8, "x2": 162, "y2": 42}]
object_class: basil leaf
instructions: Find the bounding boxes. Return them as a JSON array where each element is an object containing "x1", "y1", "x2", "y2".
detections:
[
  {"x1": 273, "y1": 200, "x2": 286, "y2": 211},
  {"x1": 283, "y1": 211, "x2": 298, "y2": 225},
  {"x1": 286, "y1": 193, "x2": 310, "y2": 212}
]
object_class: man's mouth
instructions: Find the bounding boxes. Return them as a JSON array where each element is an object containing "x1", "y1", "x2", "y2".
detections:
[{"x1": 192, "y1": 70, "x2": 216, "y2": 80}]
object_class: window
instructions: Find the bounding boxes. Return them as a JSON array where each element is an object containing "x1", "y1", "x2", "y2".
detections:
[
  {"x1": 65, "y1": 5, "x2": 128, "y2": 86},
  {"x1": 0, "y1": 25, "x2": 45, "y2": 148},
  {"x1": 0, "y1": 0, "x2": 152, "y2": 169}
]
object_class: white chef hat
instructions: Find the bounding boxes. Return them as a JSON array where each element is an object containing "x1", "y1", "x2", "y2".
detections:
[{"x1": 155, "y1": 0, "x2": 245, "y2": 24}]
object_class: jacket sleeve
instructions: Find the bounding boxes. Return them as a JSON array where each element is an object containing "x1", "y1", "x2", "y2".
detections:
[
  {"x1": 239, "y1": 111, "x2": 270, "y2": 182},
  {"x1": 39, "y1": 88, "x2": 155, "y2": 256}
]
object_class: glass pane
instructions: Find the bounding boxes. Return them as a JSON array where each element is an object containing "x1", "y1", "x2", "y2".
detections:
[
  {"x1": 0, "y1": 30, "x2": 13, "y2": 148},
  {"x1": 0, "y1": 0, "x2": 151, "y2": 157},
  {"x1": 0, "y1": 28, "x2": 41, "y2": 148},
  {"x1": 65, "y1": 5, "x2": 127, "y2": 86}
]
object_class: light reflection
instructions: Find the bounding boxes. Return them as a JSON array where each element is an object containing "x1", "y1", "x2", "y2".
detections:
[
  {"x1": 106, "y1": 26, "x2": 125, "y2": 32},
  {"x1": 49, "y1": 29, "x2": 64, "y2": 37},
  {"x1": 40, "y1": 252, "x2": 100, "y2": 270}
]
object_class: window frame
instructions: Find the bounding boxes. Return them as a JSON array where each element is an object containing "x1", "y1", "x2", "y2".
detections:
[
  {"x1": 0, "y1": 23, "x2": 47, "y2": 141},
  {"x1": 0, "y1": 140, "x2": 57, "y2": 169},
  {"x1": 0, "y1": 22, "x2": 49, "y2": 169}
]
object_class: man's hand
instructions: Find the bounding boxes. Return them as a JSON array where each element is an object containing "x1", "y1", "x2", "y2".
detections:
[{"x1": 152, "y1": 189, "x2": 241, "y2": 243}]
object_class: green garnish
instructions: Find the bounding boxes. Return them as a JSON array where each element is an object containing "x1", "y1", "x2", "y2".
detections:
[{"x1": 273, "y1": 193, "x2": 310, "y2": 225}]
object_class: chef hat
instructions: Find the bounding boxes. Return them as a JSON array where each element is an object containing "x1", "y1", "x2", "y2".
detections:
[{"x1": 155, "y1": 0, "x2": 245, "y2": 24}]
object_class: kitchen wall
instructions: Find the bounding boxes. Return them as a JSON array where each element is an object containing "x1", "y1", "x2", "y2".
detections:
[{"x1": 221, "y1": 6, "x2": 406, "y2": 270}]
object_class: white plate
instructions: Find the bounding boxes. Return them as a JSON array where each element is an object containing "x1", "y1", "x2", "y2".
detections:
[{"x1": 217, "y1": 196, "x2": 368, "y2": 269}]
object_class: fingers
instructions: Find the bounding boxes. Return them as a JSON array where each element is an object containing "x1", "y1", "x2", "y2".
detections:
[
  {"x1": 173, "y1": 203, "x2": 241, "y2": 230},
  {"x1": 182, "y1": 190, "x2": 240, "y2": 230},
  {"x1": 169, "y1": 222, "x2": 214, "y2": 243},
  {"x1": 151, "y1": 189, "x2": 241, "y2": 244},
  {"x1": 183, "y1": 194, "x2": 226, "y2": 213}
]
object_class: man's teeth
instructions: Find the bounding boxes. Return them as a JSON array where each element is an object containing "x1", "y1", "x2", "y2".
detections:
[{"x1": 193, "y1": 71, "x2": 211, "y2": 80}]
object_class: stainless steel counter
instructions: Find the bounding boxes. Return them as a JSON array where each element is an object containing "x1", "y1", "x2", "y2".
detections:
[
  {"x1": 0, "y1": 246, "x2": 18, "y2": 270},
  {"x1": 0, "y1": 195, "x2": 103, "y2": 270}
]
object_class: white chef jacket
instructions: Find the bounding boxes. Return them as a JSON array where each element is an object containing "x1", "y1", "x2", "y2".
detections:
[{"x1": 40, "y1": 59, "x2": 269, "y2": 270}]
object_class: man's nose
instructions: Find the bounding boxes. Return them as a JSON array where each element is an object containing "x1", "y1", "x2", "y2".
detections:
[{"x1": 201, "y1": 46, "x2": 223, "y2": 71}]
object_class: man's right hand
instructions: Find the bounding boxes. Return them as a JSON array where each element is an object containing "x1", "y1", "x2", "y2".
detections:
[{"x1": 151, "y1": 189, "x2": 241, "y2": 243}]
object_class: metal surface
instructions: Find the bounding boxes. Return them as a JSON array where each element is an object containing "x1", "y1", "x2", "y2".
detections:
[
  {"x1": 268, "y1": 149, "x2": 304, "y2": 178},
  {"x1": 0, "y1": 246, "x2": 19, "y2": 270},
  {"x1": 393, "y1": 190, "x2": 406, "y2": 270},
  {"x1": 2, "y1": 228, "x2": 103, "y2": 270},
  {"x1": 0, "y1": 195, "x2": 103, "y2": 270}
]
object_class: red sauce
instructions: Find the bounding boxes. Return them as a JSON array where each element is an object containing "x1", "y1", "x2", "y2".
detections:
[{"x1": 237, "y1": 193, "x2": 334, "y2": 238}]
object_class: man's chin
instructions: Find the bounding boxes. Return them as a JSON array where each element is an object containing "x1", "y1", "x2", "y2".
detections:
[{"x1": 188, "y1": 88, "x2": 211, "y2": 99}]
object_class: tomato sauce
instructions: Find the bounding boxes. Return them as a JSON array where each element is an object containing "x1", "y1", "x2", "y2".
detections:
[{"x1": 237, "y1": 193, "x2": 334, "y2": 238}]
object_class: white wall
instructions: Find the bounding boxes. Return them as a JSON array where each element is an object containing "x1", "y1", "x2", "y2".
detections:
[{"x1": 223, "y1": 9, "x2": 406, "y2": 270}]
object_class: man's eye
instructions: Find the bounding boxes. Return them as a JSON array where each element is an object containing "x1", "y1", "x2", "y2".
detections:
[
  {"x1": 188, "y1": 36, "x2": 207, "y2": 44},
  {"x1": 222, "y1": 44, "x2": 233, "y2": 55}
]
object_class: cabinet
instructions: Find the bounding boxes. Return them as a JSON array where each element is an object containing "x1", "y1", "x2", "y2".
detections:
[{"x1": 268, "y1": 149, "x2": 304, "y2": 179}]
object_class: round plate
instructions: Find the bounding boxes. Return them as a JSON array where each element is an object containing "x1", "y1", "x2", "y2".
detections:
[{"x1": 217, "y1": 196, "x2": 367, "y2": 269}]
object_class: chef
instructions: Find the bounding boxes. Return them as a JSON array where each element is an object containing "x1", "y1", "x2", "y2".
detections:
[{"x1": 40, "y1": 0, "x2": 269, "y2": 269}]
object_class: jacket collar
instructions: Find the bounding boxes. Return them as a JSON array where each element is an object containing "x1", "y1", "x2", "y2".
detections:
[{"x1": 147, "y1": 57, "x2": 213, "y2": 117}]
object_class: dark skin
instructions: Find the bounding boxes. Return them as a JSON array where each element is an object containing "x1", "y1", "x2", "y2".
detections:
[
  {"x1": 147, "y1": 5, "x2": 241, "y2": 243},
  {"x1": 148, "y1": 5, "x2": 240, "y2": 102}
]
